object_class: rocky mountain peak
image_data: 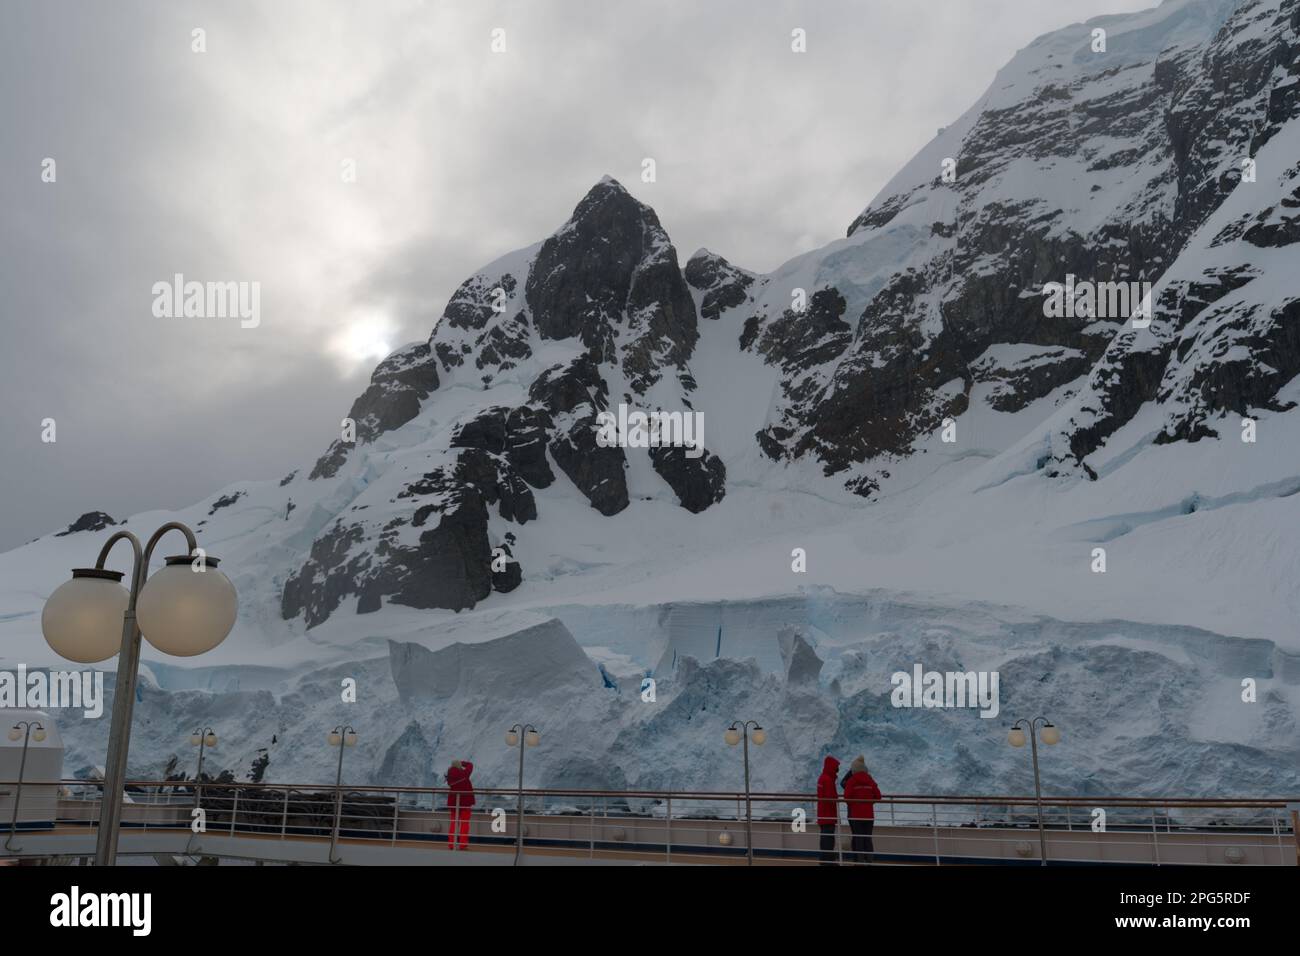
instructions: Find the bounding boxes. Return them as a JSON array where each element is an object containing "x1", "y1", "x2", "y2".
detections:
[{"x1": 525, "y1": 177, "x2": 698, "y2": 390}]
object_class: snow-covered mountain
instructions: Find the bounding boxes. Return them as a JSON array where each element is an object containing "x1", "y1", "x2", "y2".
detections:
[{"x1": 3, "y1": 0, "x2": 1298, "y2": 801}]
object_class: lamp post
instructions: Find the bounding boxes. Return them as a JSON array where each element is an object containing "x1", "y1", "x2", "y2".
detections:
[
  {"x1": 4, "y1": 720, "x2": 47, "y2": 852},
  {"x1": 725, "y1": 719, "x2": 766, "y2": 865},
  {"x1": 505, "y1": 723, "x2": 539, "y2": 866},
  {"x1": 327, "y1": 725, "x2": 358, "y2": 864},
  {"x1": 1007, "y1": 716, "x2": 1061, "y2": 866},
  {"x1": 39, "y1": 522, "x2": 237, "y2": 866},
  {"x1": 189, "y1": 727, "x2": 217, "y2": 803},
  {"x1": 182, "y1": 727, "x2": 217, "y2": 856}
]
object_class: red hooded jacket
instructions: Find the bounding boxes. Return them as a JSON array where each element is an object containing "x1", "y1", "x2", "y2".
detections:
[
  {"x1": 446, "y1": 761, "x2": 476, "y2": 810},
  {"x1": 816, "y1": 756, "x2": 840, "y2": 825},
  {"x1": 842, "y1": 770, "x2": 881, "y2": 820}
]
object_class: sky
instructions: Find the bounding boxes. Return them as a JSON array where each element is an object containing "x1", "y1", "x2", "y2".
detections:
[{"x1": 0, "y1": 0, "x2": 1159, "y2": 551}]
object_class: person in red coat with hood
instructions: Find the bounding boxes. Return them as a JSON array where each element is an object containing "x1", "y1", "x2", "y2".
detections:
[
  {"x1": 840, "y1": 755, "x2": 881, "y2": 864},
  {"x1": 445, "y1": 759, "x2": 475, "y2": 850},
  {"x1": 815, "y1": 756, "x2": 841, "y2": 865}
]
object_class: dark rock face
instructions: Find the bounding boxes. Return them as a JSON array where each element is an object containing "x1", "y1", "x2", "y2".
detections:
[
  {"x1": 284, "y1": 436, "x2": 541, "y2": 628},
  {"x1": 525, "y1": 177, "x2": 698, "y2": 394},
  {"x1": 751, "y1": 288, "x2": 852, "y2": 374},
  {"x1": 490, "y1": 541, "x2": 523, "y2": 593},
  {"x1": 452, "y1": 405, "x2": 555, "y2": 489},
  {"x1": 451, "y1": 448, "x2": 537, "y2": 524},
  {"x1": 385, "y1": 493, "x2": 494, "y2": 612},
  {"x1": 971, "y1": 346, "x2": 1089, "y2": 413},
  {"x1": 649, "y1": 446, "x2": 727, "y2": 513},
  {"x1": 528, "y1": 353, "x2": 608, "y2": 414},
  {"x1": 549, "y1": 412, "x2": 629, "y2": 516},
  {"x1": 450, "y1": 406, "x2": 509, "y2": 453},
  {"x1": 56, "y1": 511, "x2": 118, "y2": 536},
  {"x1": 432, "y1": 271, "x2": 535, "y2": 384},
  {"x1": 684, "y1": 249, "x2": 756, "y2": 321},
  {"x1": 443, "y1": 273, "x2": 517, "y2": 337},
  {"x1": 207, "y1": 491, "x2": 245, "y2": 516},
  {"x1": 310, "y1": 343, "x2": 440, "y2": 480},
  {"x1": 1156, "y1": 291, "x2": 1300, "y2": 445},
  {"x1": 503, "y1": 405, "x2": 555, "y2": 488},
  {"x1": 280, "y1": 521, "x2": 370, "y2": 627}
]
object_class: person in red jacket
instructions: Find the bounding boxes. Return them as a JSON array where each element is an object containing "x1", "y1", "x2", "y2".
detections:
[
  {"x1": 840, "y1": 755, "x2": 881, "y2": 864},
  {"x1": 815, "y1": 756, "x2": 841, "y2": 865},
  {"x1": 445, "y1": 759, "x2": 475, "y2": 850}
]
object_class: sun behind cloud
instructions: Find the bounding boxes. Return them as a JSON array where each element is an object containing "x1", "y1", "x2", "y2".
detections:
[{"x1": 328, "y1": 314, "x2": 395, "y2": 374}]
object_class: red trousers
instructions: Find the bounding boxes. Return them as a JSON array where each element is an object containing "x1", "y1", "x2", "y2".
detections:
[{"x1": 448, "y1": 807, "x2": 471, "y2": 849}]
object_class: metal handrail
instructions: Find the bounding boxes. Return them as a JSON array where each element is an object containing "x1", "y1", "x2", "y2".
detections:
[
  {"x1": 27, "y1": 780, "x2": 1289, "y2": 811},
  {"x1": 11, "y1": 778, "x2": 1298, "y2": 808},
  {"x1": 7, "y1": 782, "x2": 1294, "y2": 867}
]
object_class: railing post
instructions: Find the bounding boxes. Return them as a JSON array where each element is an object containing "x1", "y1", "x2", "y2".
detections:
[
  {"x1": 1289, "y1": 806, "x2": 1300, "y2": 866},
  {"x1": 230, "y1": 788, "x2": 239, "y2": 835},
  {"x1": 390, "y1": 794, "x2": 400, "y2": 846},
  {"x1": 932, "y1": 802, "x2": 940, "y2": 865},
  {"x1": 837, "y1": 804, "x2": 844, "y2": 866},
  {"x1": 666, "y1": 797, "x2": 672, "y2": 865},
  {"x1": 280, "y1": 789, "x2": 289, "y2": 838},
  {"x1": 588, "y1": 796, "x2": 596, "y2": 858},
  {"x1": 1151, "y1": 807, "x2": 1160, "y2": 866}
]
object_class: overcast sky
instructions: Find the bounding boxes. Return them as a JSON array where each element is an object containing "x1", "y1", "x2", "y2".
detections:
[{"x1": 0, "y1": 0, "x2": 1157, "y2": 550}]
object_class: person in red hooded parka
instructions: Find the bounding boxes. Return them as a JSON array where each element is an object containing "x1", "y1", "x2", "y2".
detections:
[
  {"x1": 815, "y1": 755, "x2": 841, "y2": 865},
  {"x1": 445, "y1": 759, "x2": 475, "y2": 850},
  {"x1": 840, "y1": 755, "x2": 881, "y2": 864}
]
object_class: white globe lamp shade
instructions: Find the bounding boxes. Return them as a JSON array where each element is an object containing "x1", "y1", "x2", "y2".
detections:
[
  {"x1": 718, "y1": 830, "x2": 733, "y2": 846},
  {"x1": 137, "y1": 556, "x2": 237, "y2": 657},
  {"x1": 33, "y1": 728, "x2": 47, "y2": 743},
  {"x1": 1040, "y1": 723, "x2": 1061, "y2": 746},
  {"x1": 189, "y1": 733, "x2": 202, "y2": 746},
  {"x1": 751, "y1": 727, "x2": 767, "y2": 746},
  {"x1": 724, "y1": 728, "x2": 741, "y2": 746},
  {"x1": 525, "y1": 729, "x2": 540, "y2": 747},
  {"x1": 505, "y1": 730, "x2": 519, "y2": 747},
  {"x1": 41, "y1": 569, "x2": 130, "y2": 664},
  {"x1": 344, "y1": 731, "x2": 358, "y2": 747},
  {"x1": 6, "y1": 727, "x2": 19, "y2": 742},
  {"x1": 328, "y1": 731, "x2": 342, "y2": 747},
  {"x1": 204, "y1": 732, "x2": 217, "y2": 747},
  {"x1": 1008, "y1": 727, "x2": 1027, "y2": 748}
]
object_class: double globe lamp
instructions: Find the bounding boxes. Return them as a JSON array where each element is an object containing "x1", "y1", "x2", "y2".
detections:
[
  {"x1": 42, "y1": 555, "x2": 237, "y2": 662},
  {"x1": 39, "y1": 524, "x2": 238, "y2": 866}
]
